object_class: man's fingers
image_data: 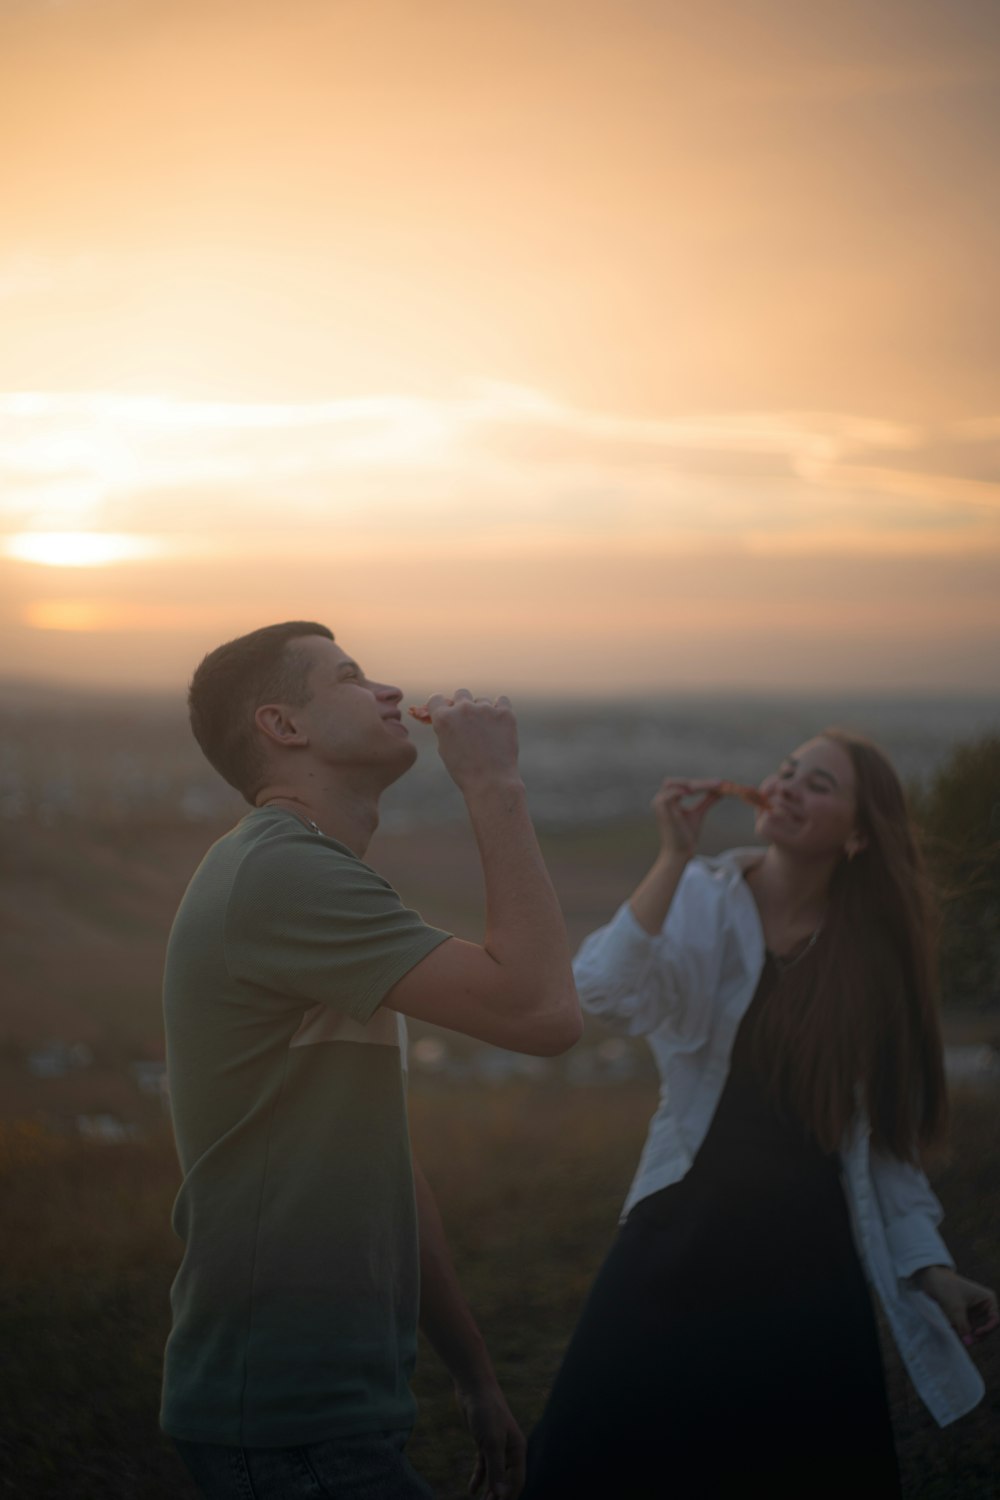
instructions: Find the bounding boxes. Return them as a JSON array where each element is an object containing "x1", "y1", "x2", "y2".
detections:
[
  {"x1": 468, "y1": 1452, "x2": 485, "y2": 1496},
  {"x1": 452, "y1": 689, "x2": 512, "y2": 711},
  {"x1": 417, "y1": 692, "x2": 505, "y2": 723},
  {"x1": 507, "y1": 1428, "x2": 527, "y2": 1498},
  {"x1": 423, "y1": 689, "x2": 512, "y2": 712},
  {"x1": 485, "y1": 1441, "x2": 511, "y2": 1500}
]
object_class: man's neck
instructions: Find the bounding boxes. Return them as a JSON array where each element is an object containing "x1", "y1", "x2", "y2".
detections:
[{"x1": 255, "y1": 781, "x2": 381, "y2": 858}]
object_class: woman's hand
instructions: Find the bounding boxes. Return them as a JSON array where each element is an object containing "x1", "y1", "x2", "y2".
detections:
[
  {"x1": 628, "y1": 778, "x2": 722, "y2": 935},
  {"x1": 914, "y1": 1265, "x2": 1000, "y2": 1346},
  {"x1": 652, "y1": 778, "x2": 722, "y2": 858}
]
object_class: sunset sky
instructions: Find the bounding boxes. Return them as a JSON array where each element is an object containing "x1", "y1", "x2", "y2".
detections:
[{"x1": 2, "y1": 0, "x2": 999, "y2": 694}]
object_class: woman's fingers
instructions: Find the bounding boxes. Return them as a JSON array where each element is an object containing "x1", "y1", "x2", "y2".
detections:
[
  {"x1": 922, "y1": 1268, "x2": 1000, "y2": 1345},
  {"x1": 650, "y1": 779, "x2": 723, "y2": 858},
  {"x1": 653, "y1": 783, "x2": 722, "y2": 815},
  {"x1": 658, "y1": 778, "x2": 723, "y2": 796},
  {"x1": 967, "y1": 1287, "x2": 1000, "y2": 1341}
]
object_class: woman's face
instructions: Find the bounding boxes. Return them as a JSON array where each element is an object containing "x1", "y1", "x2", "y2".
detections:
[{"x1": 755, "y1": 736, "x2": 864, "y2": 860}]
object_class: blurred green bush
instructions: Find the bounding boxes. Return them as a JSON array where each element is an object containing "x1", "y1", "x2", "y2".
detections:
[{"x1": 912, "y1": 734, "x2": 1000, "y2": 1012}]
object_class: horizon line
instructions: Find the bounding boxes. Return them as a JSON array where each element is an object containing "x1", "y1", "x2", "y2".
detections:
[{"x1": 0, "y1": 673, "x2": 998, "y2": 708}]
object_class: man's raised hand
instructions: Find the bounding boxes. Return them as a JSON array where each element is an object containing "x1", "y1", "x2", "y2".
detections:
[{"x1": 412, "y1": 690, "x2": 520, "y2": 794}]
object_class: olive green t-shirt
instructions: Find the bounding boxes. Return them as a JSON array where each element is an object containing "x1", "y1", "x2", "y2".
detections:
[{"x1": 160, "y1": 806, "x2": 449, "y2": 1446}]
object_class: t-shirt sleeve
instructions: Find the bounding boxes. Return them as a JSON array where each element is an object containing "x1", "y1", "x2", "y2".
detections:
[{"x1": 225, "y1": 831, "x2": 450, "y2": 1023}]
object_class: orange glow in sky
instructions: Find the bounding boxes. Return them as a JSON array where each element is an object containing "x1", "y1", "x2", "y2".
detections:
[{"x1": 2, "y1": 0, "x2": 999, "y2": 694}]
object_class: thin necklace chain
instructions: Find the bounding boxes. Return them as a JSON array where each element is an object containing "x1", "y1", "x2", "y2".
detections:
[
  {"x1": 260, "y1": 800, "x2": 324, "y2": 837},
  {"x1": 770, "y1": 919, "x2": 824, "y2": 972}
]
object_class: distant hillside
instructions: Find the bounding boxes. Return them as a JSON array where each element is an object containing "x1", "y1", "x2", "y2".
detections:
[
  {"x1": 0, "y1": 811, "x2": 656, "y2": 1123},
  {"x1": 1, "y1": 806, "x2": 996, "y2": 1129},
  {"x1": 2, "y1": 680, "x2": 997, "y2": 1122},
  {"x1": 0, "y1": 678, "x2": 244, "y2": 824},
  {"x1": 1, "y1": 817, "x2": 222, "y2": 1054},
  {"x1": 0, "y1": 813, "x2": 649, "y2": 1054}
]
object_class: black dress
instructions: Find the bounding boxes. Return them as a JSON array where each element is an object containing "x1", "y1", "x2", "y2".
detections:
[{"x1": 523, "y1": 955, "x2": 902, "y2": 1499}]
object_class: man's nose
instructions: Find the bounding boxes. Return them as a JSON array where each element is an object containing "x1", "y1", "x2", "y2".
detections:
[{"x1": 375, "y1": 682, "x2": 403, "y2": 703}]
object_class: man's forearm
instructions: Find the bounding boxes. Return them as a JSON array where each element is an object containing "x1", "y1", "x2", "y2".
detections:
[
  {"x1": 462, "y1": 778, "x2": 575, "y2": 1013},
  {"x1": 413, "y1": 1157, "x2": 527, "y2": 1498},
  {"x1": 413, "y1": 1158, "x2": 496, "y2": 1389}
]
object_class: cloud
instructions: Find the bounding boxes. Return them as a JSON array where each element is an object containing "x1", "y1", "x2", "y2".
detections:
[
  {"x1": 3, "y1": 530, "x2": 164, "y2": 566},
  {"x1": 0, "y1": 384, "x2": 997, "y2": 558}
]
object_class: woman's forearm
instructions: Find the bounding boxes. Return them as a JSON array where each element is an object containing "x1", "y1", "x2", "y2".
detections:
[{"x1": 629, "y1": 851, "x2": 691, "y2": 935}]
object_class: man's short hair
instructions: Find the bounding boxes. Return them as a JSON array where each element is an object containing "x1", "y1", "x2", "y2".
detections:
[{"x1": 188, "y1": 621, "x2": 334, "y2": 804}]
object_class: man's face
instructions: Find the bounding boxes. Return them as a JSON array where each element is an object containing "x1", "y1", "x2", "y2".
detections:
[{"x1": 290, "y1": 636, "x2": 417, "y2": 778}]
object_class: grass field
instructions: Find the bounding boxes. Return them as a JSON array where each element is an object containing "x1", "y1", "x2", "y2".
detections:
[
  {"x1": 1, "y1": 1084, "x2": 997, "y2": 1500},
  {"x1": 1, "y1": 811, "x2": 998, "y2": 1495}
]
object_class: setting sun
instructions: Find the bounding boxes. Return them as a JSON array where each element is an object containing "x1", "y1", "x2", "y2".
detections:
[
  {"x1": 4, "y1": 533, "x2": 161, "y2": 569},
  {"x1": 0, "y1": 0, "x2": 998, "y2": 694}
]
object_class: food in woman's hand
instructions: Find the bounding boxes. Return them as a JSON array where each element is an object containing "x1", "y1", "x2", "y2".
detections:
[
  {"x1": 407, "y1": 705, "x2": 433, "y2": 723},
  {"x1": 716, "y1": 780, "x2": 772, "y2": 812}
]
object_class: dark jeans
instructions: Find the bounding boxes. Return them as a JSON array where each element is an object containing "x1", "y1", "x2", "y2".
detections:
[{"x1": 175, "y1": 1430, "x2": 434, "y2": 1500}]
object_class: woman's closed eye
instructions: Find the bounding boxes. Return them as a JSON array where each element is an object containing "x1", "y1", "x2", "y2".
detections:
[{"x1": 777, "y1": 769, "x2": 830, "y2": 793}]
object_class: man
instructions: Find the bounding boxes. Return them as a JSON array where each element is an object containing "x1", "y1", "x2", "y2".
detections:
[{"x1": 161, "y1": 621, "x2": 581, "y2": 1500}]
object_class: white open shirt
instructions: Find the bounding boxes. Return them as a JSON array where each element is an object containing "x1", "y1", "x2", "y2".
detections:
[{"x1": 573, "y1": 848, "x2": 984, "y2": 1426}]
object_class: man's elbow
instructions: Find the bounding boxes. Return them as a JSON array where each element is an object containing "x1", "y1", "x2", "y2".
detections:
[
  {"x1": 514, "y1": 985, "x2": 584, "y2": 1056},
  {"x1": 532, "y1": 1007, "x2": 584, "y2": 1056}
]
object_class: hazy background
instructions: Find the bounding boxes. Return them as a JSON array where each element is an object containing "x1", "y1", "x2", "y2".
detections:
[
  {"x1": 2, "y1": 8, "x2": 1000, "y2": 1494},
  {"x1": 2, "y1": 0, "x2": 999, "y2": 696}
]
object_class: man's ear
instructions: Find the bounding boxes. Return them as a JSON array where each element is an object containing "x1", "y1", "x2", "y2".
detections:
[{"x1": 254, "y1": 704, "x2": 309, "y2": 748}]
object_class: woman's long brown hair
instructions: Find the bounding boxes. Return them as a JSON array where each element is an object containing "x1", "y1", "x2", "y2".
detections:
[{"x1": 753, "y1": 729, "x2": 948, "y2": 1161}]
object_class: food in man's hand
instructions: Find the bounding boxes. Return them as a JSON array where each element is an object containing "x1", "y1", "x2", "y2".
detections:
[
  {"x1": 716, "y1": 780, "x2": 772, "y2": 812},
  {"x1": 407, "y1": 705, "x2": 433, "y2": 723}
]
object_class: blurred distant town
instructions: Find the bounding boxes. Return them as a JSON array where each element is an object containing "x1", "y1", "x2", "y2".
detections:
[{"x1": 2, "y1": 675, "x2": 998, "y2": 830}]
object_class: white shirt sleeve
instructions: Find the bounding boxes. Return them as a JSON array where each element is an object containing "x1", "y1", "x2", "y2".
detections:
[
  {"x1": 572, "y1": 900, "x2": 698, "y2": 1037},
  {"x1": 869, "y1": 1148, "x2": 955, "y2": 1280}
]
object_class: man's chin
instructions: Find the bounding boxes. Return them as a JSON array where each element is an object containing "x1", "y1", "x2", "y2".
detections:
[{"x1": 379, "y1": 737, "x2": 419, "y2": 786}]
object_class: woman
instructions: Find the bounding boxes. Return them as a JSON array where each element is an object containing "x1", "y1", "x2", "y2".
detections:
[{"x1": 525, "y1": 730, "x2": 997, "y2": 1498}]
